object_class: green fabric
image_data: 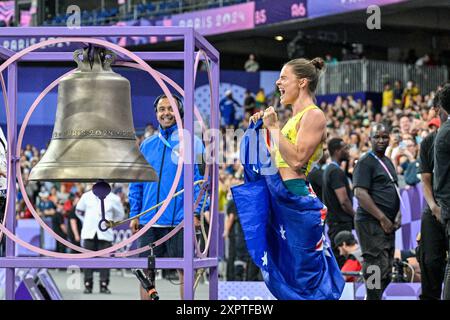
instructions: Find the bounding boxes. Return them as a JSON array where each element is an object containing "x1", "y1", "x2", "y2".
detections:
[{"x1": 283, "y1": 179, "x2": 309, "y2": 196}]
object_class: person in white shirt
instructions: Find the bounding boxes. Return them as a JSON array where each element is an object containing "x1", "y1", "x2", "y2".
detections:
[{"x1": 76, "y1": 187, "x2": 125, "y2": 294}]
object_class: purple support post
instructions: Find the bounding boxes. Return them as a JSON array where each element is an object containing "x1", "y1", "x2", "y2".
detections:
[
  {"x1": 5, "y1": 63, "x2": 17, "y2": 300},
  {"x1": 183, "y1": 28, "x2": 195, "y2": 300},
  {"x1": 0, "y1": 27, "x2": 220, "y2": 300},
  {"x1": 209, "y1": 57, "x2": 220, "y2": 300}
]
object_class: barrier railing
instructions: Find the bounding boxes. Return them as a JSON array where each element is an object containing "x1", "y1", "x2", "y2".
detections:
[{"x1": 317, "y1": 60, "x2": 448, "y2": 95}]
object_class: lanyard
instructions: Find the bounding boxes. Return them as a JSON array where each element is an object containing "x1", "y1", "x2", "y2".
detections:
[
  {"x1": 369, "y1": 151, "x2": 405, "y2": 209},
  {"x1": 158, "y1": 132, "x2": 179, "y2": 157}
]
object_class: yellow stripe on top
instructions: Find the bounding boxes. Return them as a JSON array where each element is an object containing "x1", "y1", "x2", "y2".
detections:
[{"x1": 275, "y1": 105, "x2": 323, "y2": 177}]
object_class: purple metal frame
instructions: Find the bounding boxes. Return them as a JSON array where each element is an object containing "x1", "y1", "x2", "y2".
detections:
[{"x1": 0, "y1": 26, "x2": 220, "y2": 300}]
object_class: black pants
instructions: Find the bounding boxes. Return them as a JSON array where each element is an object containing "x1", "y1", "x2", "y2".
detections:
[
  {"x1": 246, "y1": 258, "x2": 262, "y2": 281},
  {"x1": 137, "y1": 226, "x2": 183, "y2": 258},
  {"x1": 327, "y1": 221, "x2": 354, "y2": 269},
  {"x1": 443, "y1": 219, "x2": 450, "y2": 300},
  {"x1": 83, "y1": 234, "x2": 112, "y2": 286},
  {"x1": 227, "y1": 226, "x2": 249, "y2": 281},
  {"x1": 55, "y1": 234, "x2": 67, "y2": 253},
  {"x1": 355, "y1": 219, "x2": 395, "y2": 300},
  {"x1": 418, "y1": 209, "x2": 448, "y2": 300}
]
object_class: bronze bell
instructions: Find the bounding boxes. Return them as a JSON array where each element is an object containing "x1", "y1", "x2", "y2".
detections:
[{"x1": 29, "y1": 47, "x2": 158, "y2": 183}]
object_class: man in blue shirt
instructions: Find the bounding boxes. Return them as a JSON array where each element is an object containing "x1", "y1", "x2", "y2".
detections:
[{"x1": 129, "y1": 94, "x2": 206, "y2": 300}]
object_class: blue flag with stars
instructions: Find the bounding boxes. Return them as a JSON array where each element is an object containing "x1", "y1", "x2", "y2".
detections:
[{"x1": 231, "y1": 120, "x2": 345, "y2": 300}]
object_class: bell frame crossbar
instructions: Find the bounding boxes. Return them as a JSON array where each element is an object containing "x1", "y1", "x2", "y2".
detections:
[{"x1": 0, "y1": 27, "x2": 220, "y2": 301}]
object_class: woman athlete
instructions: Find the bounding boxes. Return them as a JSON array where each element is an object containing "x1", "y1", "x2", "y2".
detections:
[{"x1": 250, "y1": 57, "x2": 327, "y2": 195}]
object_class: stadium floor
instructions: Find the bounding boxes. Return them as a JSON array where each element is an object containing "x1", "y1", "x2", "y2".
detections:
[
  {"x1": 0, "y1": 269, "x2": 210, "y2": 300},
  {"x1": 50, "y1": 269, "x2": 210, "y2": 300}
]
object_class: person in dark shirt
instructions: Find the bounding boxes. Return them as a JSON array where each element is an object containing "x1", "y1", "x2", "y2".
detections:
[
  {"x1": 433, "y1": 84, "x2": 450, "y2": 300},
  {"x1": 243, "y1": 90, "x2": 256, "y2": 114},
  {"x1": 323, "y1": 138, "x2": 355, "y2": 268},
  {"x1": 53, "y1": 200, "x2": 68, "y2": 253},
  {"x1": 307, "y1": 153, "x2": 327, "y2": 203},
  {"x1": 67, "y1": 196, "x2": 82, "y2": 252},
  {"x1": 418, "y1": 91, "x2": 448, "y2": 300},
  {"x1": 353, "y1": 123, "x2": 401, "y2": 300},
  {"x1": 38, "y1": 191, "x2": 67, "y2": 253},
  {"x1": 224, "y1": 196, "x2": 250, "y2": 281}
]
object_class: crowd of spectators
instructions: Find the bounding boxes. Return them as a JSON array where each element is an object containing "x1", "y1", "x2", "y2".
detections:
[
  {"x1": 215, "y1": 77, "x2": 445, "y2": 281},
  {"x1": 41, "y1": 0, "x2": 247, "y2": 26},
  {"x1": 16, "y1": 144, "x2": 130, "y2": 253},
  {"x1": 11, "y1": 68, "x2": 446, "y2": 282}
]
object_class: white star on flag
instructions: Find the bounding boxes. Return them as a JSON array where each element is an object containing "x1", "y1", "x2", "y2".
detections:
[
  {"x1": 262, "y1": 251, "x2": 268, "y2": 266},
  {"x1": 280, "y1": 225, "x2": 286, "y2": 240}
]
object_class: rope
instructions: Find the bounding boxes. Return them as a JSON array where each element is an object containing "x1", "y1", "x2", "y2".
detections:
[{"x1": 107, "y1": 179, "x2": 206, "y2": 229}]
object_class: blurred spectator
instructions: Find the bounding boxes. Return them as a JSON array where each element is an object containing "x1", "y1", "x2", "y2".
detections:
[
  {"x1": 67, "y1": 195, "x2": 82, "y2": 252},
  {"x1": 403, "y1": 81, "x2": 420, "y2": 109},
  {"x1": 415, "y1": 54, "x2": 431, "y2": 67},
  {"x1": 219, "y1": 90, "x2": 242, "y2": 128},
  {"x1": 270, "y1": 85, "x2": 281, "y2": 110},
  {"x1": 49, "y1": 186, "x2": 59, "y2": 206},
  {"x1": 393, "y1": 80, "x2": 404, "y2": 107},
  {"x1": 54, "y1": 199, "x2": 68, "y2": 253},
  {"x1": 325, "y1": 53, "x2": 338, "y2": 65},
  {"x1": 334, "y1": 231, "x2": 363, "y2": 282},
  {"x1": 243, "y1": 90, "x2": 256, "y2": 114},
  {"x1": 399, "y1": 137, "x2": 421, "y2": 186},
  {"x1": 382, "y1": 82, "x2": 394, "y2": 110},
  {"x1": 400, "y1": 114, "x2": 412, "y2": 135},
  {"x1": 255, "y1": 88, "x2": 266, "y2": 109},
  {"x1": 244, "y1": 54, "x2": 259, "y2": 72},
  {"x1": 37, "y1": 191, "x2": 66, "y2": 252},
  {"x1": 428, "y1": 118, "x2": 440, "y2": 133}
]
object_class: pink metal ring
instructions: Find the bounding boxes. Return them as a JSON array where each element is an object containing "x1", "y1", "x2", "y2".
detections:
[
  {"x1": 0, "y1": 37, "x2": 183, "y2": 258},
  {"x1": 113, "y1": 61, "x2": 214, "y2": 258}
]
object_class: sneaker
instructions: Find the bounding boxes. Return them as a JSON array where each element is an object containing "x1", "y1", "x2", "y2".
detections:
[
  {"x1": 100, "y1": 286, "x2": 111, "y2": 294},
  {"x1": 83, "y1": 287, "x2": 92, "y2": 294},
  {"x1": 84, "y1": 281, "x2": 92, "y2": 294},
  {"x1": 100, "y1": 282, "x2": 111, "y2": 294}
]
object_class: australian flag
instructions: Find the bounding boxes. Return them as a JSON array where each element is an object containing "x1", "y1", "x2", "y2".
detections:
[{"x1": 231, "y1": 120, "x2": 345, "y2": 300}]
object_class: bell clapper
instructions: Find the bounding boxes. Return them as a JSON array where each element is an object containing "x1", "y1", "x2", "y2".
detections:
[{"x1": 92, "y1": 180, "x2": 112, "y2": 232}]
